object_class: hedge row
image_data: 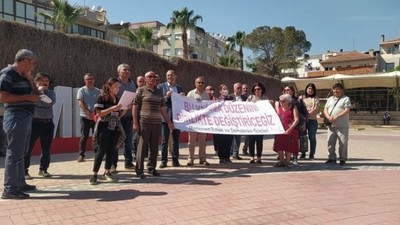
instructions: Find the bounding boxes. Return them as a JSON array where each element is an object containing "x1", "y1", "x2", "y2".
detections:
[{"x1": 0, "y1": 19, "x2": 281, "y2": 99}]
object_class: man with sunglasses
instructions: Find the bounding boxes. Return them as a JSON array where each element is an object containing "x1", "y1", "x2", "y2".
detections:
[
  {"x1": 186, "y1": 76, "x2": 210, "y2": 166},
  {"x1": 0, "y1": 49, "x2": 40, "y2": 199}
]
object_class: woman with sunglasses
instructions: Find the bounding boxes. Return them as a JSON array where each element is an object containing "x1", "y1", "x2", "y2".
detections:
[
  {"x1": 247, "y1": 83, "x2": 270, "y2": 164},
  {"x1": 273, "y1": 93, "x2": 299, "y2": 168},
  {"x1": 276, "y1": 85, "x2": 308, "y2": 166}
]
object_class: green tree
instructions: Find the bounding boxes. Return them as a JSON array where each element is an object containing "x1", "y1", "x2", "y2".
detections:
[
  {"x1": 167, "y1": 7, "x2": 203, "y2": 59},
  {"x1": 245, "y1": 26, "x2": 311, "y2": 76},
  {"x1": 121, "y1": 26, "x2": 166, "y2": 50},
  {"x1": 227, "y1": 31, "x2": 246, "y2": 70},
  {"x1": 37, "y1": 0, "x2": 83, "y2": 33}
]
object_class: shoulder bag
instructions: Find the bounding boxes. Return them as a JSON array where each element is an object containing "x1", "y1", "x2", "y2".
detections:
[{"x1": 324, "y1": 96, "x2": 342, "y2": 127}]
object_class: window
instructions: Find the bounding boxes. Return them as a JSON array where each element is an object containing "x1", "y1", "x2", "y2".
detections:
[
  {"x1": 72, "y1": 24, "x2": 78, "y2": 33},
  {"x1": 163, "y1": 49, "x2": 170, "y2": 56},
  {"x1": 175, "y1": 48, "x2": 183, "y2": 56},
  {"x1": 26, "y1": 4, "x2": 34, "y2": 20},
  {"x1": 37, "y1": 22, "x2": 44, "y2": 29},
  {"x1": 16, "y1": 17, "x2": 24, "y2": 23},
  {"x1": 385, "y1": 63, "x2": 394, "y2": 72},
  {"x1": 91, "y1": 29, "x2": 96, "y2": 37},
  {"x1": 45, "y1": 24, "x2": 53, "y2": 30},
  {"x1": 4, "y1": 0, "x2": 13, "y2": 14},
  {"x1": 4, "y1": 14, "x2": 13, "y2": 21},
  {"x1": 16, "y1": 2, "x2": 25, "y2": 18},
  {"x1": 37, "y1": 8, "x2": 45, "y2": 22},
  {"x1": 0, "y1": 0, "x2": 3, "y2": 12}
]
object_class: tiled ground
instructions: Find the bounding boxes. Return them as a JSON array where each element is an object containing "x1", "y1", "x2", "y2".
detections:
[{"x1": 0, "y1": 127, "x2": 399, "y2": 224}]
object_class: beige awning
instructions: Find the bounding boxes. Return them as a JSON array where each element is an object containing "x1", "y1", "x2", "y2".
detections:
[
  {"x1": 281, "y1": 71, "x2": 400, "y2": 90},
  {"x1": 281, "y1": 71, "x2": 400, "y2": 110}
]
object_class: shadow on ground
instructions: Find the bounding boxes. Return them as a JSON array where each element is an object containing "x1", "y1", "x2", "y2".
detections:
[{"x1": 30, "y1": 189, "x2": 167, "y2": 201}]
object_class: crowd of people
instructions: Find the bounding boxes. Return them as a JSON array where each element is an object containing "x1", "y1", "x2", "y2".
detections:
[{"x1": 0, "y1": 49, "x2": 352, "y2": 199}]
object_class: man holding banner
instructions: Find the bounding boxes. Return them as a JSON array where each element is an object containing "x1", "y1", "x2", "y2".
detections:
[
  {"x1": 158, "y1": 70, "x2": 184, "y2": 168},
  {"x1": 186, "y1": 76, "x2": 210, "y2": 166}
]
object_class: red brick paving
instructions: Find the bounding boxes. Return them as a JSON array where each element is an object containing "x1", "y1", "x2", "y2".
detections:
[{"x1": 0, "y1": 127, "x2": 399, "y2": 224}]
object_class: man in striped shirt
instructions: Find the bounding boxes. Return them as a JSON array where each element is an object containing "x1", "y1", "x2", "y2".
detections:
[
  {"x1": 0, "y1": 49, "x2": 41, "y2": 199},
  {"x1": 133, "y1": 71, "x2": 174, "y2": 178}
]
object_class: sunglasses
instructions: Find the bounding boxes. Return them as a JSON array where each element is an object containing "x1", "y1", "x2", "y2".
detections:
[
  {"x1": 207, "y1": 88, "x2": 214, "y2": 91},
  {"x1": 284, "y1": 89, "x2": 291, "y2": 92},
  {"x1": 197, "y1": 82, "x2": 204, "y2": 84},
  {"x1": 254, "y1": 88, "x2": 261, "y2": 91}
]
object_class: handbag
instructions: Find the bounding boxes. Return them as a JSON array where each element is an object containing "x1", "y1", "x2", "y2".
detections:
[
  {"x1": 324, "y1": 96, "x2": 342, "y2": 127},
  {"x1": 323, "y1": 117, "x2": 332, "y2": 127}
]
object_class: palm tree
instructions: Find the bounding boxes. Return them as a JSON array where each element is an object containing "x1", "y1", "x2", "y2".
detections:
[
  {"x1": 167, "y1": 7, "x2": 202, "y2": 59},
  {"x1": 121, "y1": 26, "x2": 167, "y2": 50},
  {"x1": 218, "y1": 55, "x2": 238, "y2": 68},
  {"x1": 227, "y1": 31, "x2": 246, "y2": 70},
  {"x1": 218, "y1": 42, "x2": 238, "y2": 68},
  {"x1": 37, "y1": 0, "x2": 82, "y2": 33}
]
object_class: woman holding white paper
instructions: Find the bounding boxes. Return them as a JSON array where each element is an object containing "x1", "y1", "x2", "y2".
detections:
[{"x1": 89, "y1": 78, "x2": 127, "y2": 185}]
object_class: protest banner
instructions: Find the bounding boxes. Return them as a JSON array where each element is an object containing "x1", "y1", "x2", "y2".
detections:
[{"x1": 171, "y1": 92, "x2": 285, "y2": 135}]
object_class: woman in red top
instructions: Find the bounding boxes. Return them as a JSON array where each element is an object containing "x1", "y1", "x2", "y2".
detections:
[{"x1": 273, "y1": 93, "x2": 299, "y2": 168}]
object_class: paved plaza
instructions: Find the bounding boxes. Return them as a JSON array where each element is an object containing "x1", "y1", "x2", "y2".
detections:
[{"x1": 0, "y1": 127, "x2": 399, "y2": 225}]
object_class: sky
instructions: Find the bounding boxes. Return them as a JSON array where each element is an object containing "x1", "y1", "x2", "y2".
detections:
[{"x1": 68, "y1": 0, "x2": 400, "y2": 58}]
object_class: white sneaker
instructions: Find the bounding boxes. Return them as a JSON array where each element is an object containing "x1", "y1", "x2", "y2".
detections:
[
  {"x1": 104, "y1": 172, "x2": 117, "y2": 182},
  {"x1": 292, "y1": 160, "x2": 299, "y2": 167}
]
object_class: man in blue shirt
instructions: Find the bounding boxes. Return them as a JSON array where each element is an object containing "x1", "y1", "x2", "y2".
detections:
[
  {"x1": 116, "y1": 64, "x2": 137, "y2": 171},
  {"x1": 0, "y1": 49, "x2": 41, "y2": 199}
]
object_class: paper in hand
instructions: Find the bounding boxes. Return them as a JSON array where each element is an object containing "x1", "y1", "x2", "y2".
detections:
[{"x1": 118, "y1": 91, "x2": 136, "y2": 110}]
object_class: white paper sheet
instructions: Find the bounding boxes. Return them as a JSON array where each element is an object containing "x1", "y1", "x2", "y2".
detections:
[{"x1": 118, "y1": 91, "x2": 136, "y2": 110}]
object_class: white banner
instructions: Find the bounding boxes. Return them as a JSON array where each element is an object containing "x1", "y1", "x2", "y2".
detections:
[{"x1": 171, "y1": 92, "x2": 285, "y2": 135}]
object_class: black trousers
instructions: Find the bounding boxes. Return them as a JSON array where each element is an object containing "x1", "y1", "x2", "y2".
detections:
[
  {"x1": 93, "y1": 122, "x2": 120, "y2": 172},
  {"x1": 214, "y1": 134, "x2": 233, "y2": 160},
  {"x1": 249, "y1": 135, "x2": 263, "y2": 158}
]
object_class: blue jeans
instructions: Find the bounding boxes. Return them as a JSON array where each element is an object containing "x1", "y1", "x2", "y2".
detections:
[
  {"x1": 25, "y1": 119, "x2": 55, "y2": 172},
  {"x1": 160, "y1": 122, "x2": 180, "y2": 164},
  {"x1": 3, "y1": 110, "x2": 32, "y2": 192},
  {"x1": 119, "y1": 116, "x2": 134, "y2": 167},
  {"x1": 306, "y1": 120, "x2": 318, "y2": 156},
  {"x1": 231, "y1": 135, "x2": 241, "y2": 156}
]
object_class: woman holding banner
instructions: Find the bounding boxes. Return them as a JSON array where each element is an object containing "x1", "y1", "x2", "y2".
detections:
[
  {"x1": 247, "y1": 83, "x2": 270, "y2": 164},
  {"x1": 273, "y1": 93, "x2": 299, "y2": 168},
  {"x1": 214, "y1": 84, "x2": 234, "y2": 164}
]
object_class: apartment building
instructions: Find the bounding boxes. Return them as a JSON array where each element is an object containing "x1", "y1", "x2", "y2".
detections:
[
  {"x1": 378, "y1": 33, "x2": 400, "y2": 72},
  {"x1": 157, "y1": 25, "x2": 231, "y2": 64},
  {"x1": 109, "y1": 20, "x2": 237, "y2": 66},
  {"x1": 0, "y1": 0, "x2": 107, "y2": 39}
]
